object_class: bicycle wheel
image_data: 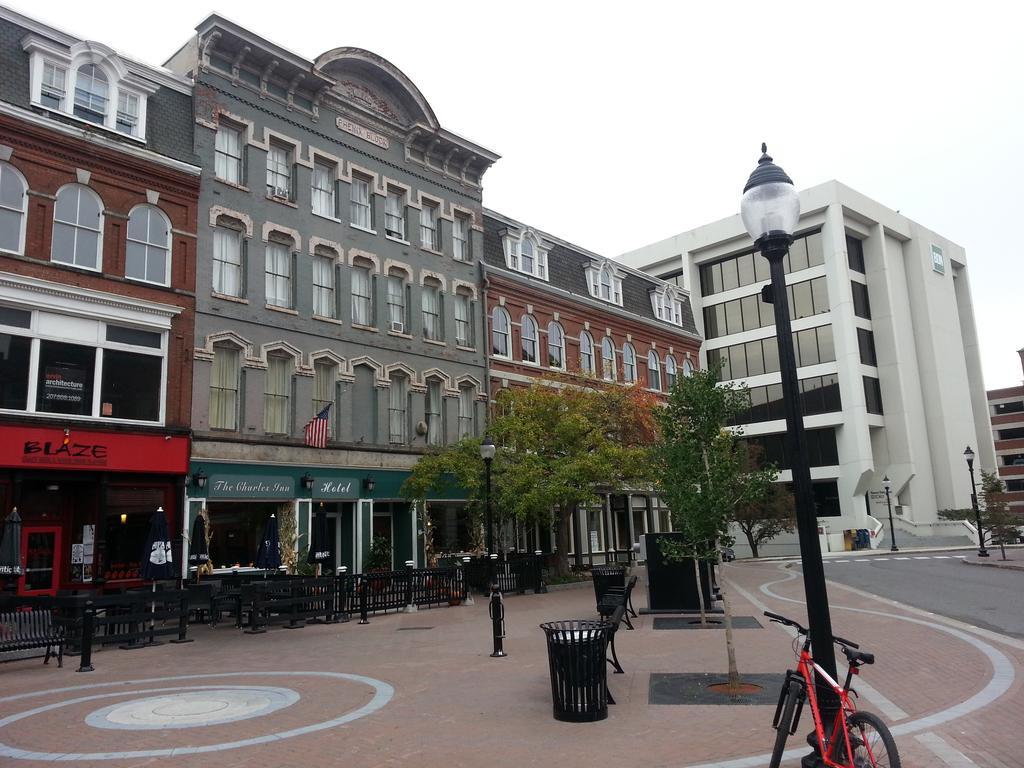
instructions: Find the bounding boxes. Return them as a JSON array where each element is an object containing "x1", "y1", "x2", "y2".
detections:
[
  {"x1": 769, "y1": 682, "x2": 799, "y2": 768},
  {"x1": 847, "y1": 710, "x2": 900, "y2": 768}
]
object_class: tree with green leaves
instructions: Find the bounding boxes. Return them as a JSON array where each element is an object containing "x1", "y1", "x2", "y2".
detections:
[
  {"x1": 941, "y1": 471, "x2": 1021, "y2": 560},
  {"x1": 732, "y1": 448, "x2": 795, "y2": 557},
  {"x1": 401, "y1": 380, "x2": 658, "y2": 576},
  {"x1": 652, "y1": 366, "x2": 778, "y2": 689}
]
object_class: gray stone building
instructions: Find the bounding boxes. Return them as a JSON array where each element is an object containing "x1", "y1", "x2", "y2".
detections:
[{"x1": 165, "y1": 15, "x2": 498, "y2": 572}]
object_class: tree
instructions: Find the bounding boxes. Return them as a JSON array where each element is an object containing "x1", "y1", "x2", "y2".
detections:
[
  {"x1": 938, "y1": 470, "x2": 1022, "y2": 560},
  {"x1": 401, "y1": 380, "x2": 658, "y2": 576},
  {"x1": 732, "y1": 449, "x2": 795, "y2": 558},
  {"x1": 652, "y1": 366, "x2": 777, "y2": 689}
]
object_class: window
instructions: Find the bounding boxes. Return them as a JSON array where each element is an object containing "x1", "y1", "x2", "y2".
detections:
[
  {"x1": 647, "y1": 350, "x2": 661, "y2": 390},
  {"x1": 420, "y1": 201, "x2": 439, "y2": 250},
  {"x1": 350, "y1": 174, "x2": 372, "y2": 229},
  {"x1": 312, "y1": 250, "x2": 336, "y2": 318},
  {"x1": 389, "y1": 374, "x2": 408, "y2": 444},
  {"x1": 521, "y1": 239, "x2": 536, "y2": 274},
  {"x1": 458, "y1": 386, "x2": 476, "y2": 439},
  {"x1": 683, "y1": 358, "x2": 695, "y2": 377},
  {"x1": 521, "y1": 315, "x2": 538, "y2": 363},
  {"x1": 0, "y1": 162, "x2": 28, "y2": 254},
  {"x1": 652, "y1": 290, "x2": 684, "y2": 326},
  {"x1": 742, "y1": 427, "x2": 838, "y2": 470},
  {"x1": 312, "y1": 161, "x2": 336, "y2": 217},
  {"x1": 601, "y1": 337, "x2": 616, "y2": 381},
  {"x1": 580, "y1": 332, "x2": 595, "y2": 375},
  {"x1": 852, "y1": 281, "x2": 871, "y2": 319},
  {"x1": 994, "y1": 401, "x2": 1024, "y2": 416},
  {"x1": 51, "y1": 185, "x2": 102, "y2": 270},
  {"x1": 116, "y1": 91, "x2": 139, "y2": 136},
  {"x1": 700, "y1": 231, "x2": 823, "y2": 296},
  {"x1": 386, "y1": 271, "x2": 408, "y2": 333},
  {"x1": 547, "y1": 322, "x2": 565, "y2": 369},
  {"x1": 266, "y1": 143, "x2": 292, "y2": 200},
  {"x1": 264, "y1": 240, "x2": 293, "y2": 309},
  {"x1": 857, "y1": 327, "x2": 877, "y2": 366},
  {"x1": 426, "y1": 379, "x2": 443, "y2": 445},
  {"x1": 505, "y1": 233, "x2": 548, "y2": 279},
  {"x1": 454, "y1": 290, "x2": 474, "y2": 347},
  {"x1": 863, "y1": 376, "x2": 883, "y2": 415},
  {"x1": 0, "y1": 330, "x2": 31, "y2": 410},
  {"x1": 453, "y1": 213, "x2": 471, "y2": 261},
  {"x1": 1000, "y1": 427, "x2": 1024, "y2": 440},
  {"x1": 73, "y1": 64, "x2": 107, "y2": 124},
  {"x1": 41, "y1": 62, "x2": 66, "y2": 109},
  {"x1": 385, "y1": 188, "x2": 406, "y2": 239},
  {"x1": 623, "y1": 343, "x2": 637, "y2": 384},
  {"x1": 590, "y1": 265, "x2": 624, "y2": 305},
  {"x1": 213, "y1": 223, "x2": 244, "y2": 297},
  {"x1": 351, "y1": 264, "x2": 374, "y2": 326},
  {"x1": 125, "y1": 206, "x2": 170, "y2": 286},
  {"x1": 214, "y1": 123, "x2": 244, "y2": 184},
  {"x1": 847, "y1": 235, "x2": 866, "y2": 273},
  {"x1": 492, "y1": 307, "x2": 511, "y2": 357},
  {"x1": 422, "y1": 280, "x2": 443, "y2": 341},
  {"x1": 664, "y1": 355, "x2": 677, "y2": 389},
  {"x1": 264, "y1": 355, "x2": 291, "y2": 434},
  {"x1": 313, "y1": 360, "x2": 337, "y2": 439}
]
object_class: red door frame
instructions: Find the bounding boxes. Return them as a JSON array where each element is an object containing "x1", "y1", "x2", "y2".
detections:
[{"x1": 18, "y1": 525, "x2": 62, "y2": 597}]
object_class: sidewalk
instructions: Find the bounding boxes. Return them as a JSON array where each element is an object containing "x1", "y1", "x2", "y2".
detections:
[{"x1": 0, "y1": 563, "x2": 1021, "y2": 767}]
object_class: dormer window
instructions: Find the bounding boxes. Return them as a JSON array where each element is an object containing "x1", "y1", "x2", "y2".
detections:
[
  {"x1": 651, "y1": 287, "x2": 684, "y2": 326},
  {"x1": 502, "y1": 230, "x2": 549, "y2": 280},
  {"x1": 24, "y1": 37, "x2": 155, "y2": 141},
  {"x1": 586, "y1": 262, "x2": 623, "y2": 306}
]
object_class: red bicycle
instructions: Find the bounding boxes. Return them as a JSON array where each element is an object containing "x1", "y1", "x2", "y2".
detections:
[{"x1": 765, "y1": 611, "x2": 900, "y2": 768}]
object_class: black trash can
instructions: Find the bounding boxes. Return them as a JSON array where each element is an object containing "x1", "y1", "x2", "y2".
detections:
[
  {"x1": 539, "y1": 619, "x2": 613, "y2": 722},
  {"x1": 591, "y1": 566, "x2": 626, "y2": 605}
]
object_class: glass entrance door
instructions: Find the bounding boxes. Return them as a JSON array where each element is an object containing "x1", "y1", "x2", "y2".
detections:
[{"x1": 20, "y1": 527, "x2": 62, "y2": 596}]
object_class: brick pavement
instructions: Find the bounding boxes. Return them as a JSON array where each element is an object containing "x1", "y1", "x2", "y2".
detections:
[{"x1": 0, "y1": 562, "x2": 1020, "y2": 767}]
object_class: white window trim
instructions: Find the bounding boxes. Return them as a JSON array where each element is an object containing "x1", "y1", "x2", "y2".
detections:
[
  {"x1": 23, "y1": 37, "x2": 155, "y2": 143},
  {"x1": 51, "y1": 183, "x2": 104, "y2": 272},
  {"x1": 586, "y1": 259, "x2": 624, "y2": 306},
  {"x1": 650, "y1": 286, "x2": 685, "y2": 327},
  {"x1": 0, "y1": 161, "x2": 28, "y2": 256},
  {"x1": 125, "y1": 204, "x2": 172, "y2": 287},
  {"x1": 491, "y1": 307, "x2": 512, "y2": 359},
  {"x1": 501, "y1": 228, "x2": 550, "y2": 281}
]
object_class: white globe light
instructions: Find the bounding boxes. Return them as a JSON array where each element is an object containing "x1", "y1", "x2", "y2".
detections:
[{"x1": 740, "y1": 145, "x2": 800, "y2": 241}]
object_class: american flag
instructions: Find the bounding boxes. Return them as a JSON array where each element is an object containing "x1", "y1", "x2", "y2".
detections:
[{"x1": 304, "y1": 403, "x2": 332, "y2": 448}]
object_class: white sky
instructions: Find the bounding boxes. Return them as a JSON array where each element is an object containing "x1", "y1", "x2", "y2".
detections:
[{"x1": 11, "y1": 0, "x2": 1023, "y2": 387}]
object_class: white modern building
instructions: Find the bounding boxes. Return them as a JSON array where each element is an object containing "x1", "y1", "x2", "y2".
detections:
[{"x1": 619, "y1": 180, "x2": 993, "y2": 555}]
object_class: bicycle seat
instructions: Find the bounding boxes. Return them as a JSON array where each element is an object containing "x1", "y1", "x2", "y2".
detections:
[{"x1": 843, "y1": 646, "x2": 874, "y2": 665}]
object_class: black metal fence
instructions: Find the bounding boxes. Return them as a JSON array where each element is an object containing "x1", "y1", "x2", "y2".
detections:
[
  {"x1": 462, "y1": 554, "x2": 545, "y2": 595},
  {"x1": 339, "y1": 566, "x2": 466, "y2": 616}
]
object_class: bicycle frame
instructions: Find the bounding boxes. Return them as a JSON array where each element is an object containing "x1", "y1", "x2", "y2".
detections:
[{"x1": 792, "y1": 645, "x2": 862, "y2": 767}]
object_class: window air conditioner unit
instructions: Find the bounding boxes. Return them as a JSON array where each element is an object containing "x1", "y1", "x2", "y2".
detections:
[
  {"x1": 272, "y1": 186, "x2": 290, "y2": 198},
  {"x1": 390, "y1": 321, "x2": 405, "y2": 333}
]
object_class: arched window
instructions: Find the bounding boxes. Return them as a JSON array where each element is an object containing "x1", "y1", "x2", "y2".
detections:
[
  {"x1": 521, "y1": 237, "x2": 536, "y2": 274},
  {"x1": 683, "y1": 358, "x2": 695, "y2": 377},
  {"x1": 623, "y1": 343, "x2": 637, "y2": 384},
  {"x1": 0, "y1": 161, "x2": 28, "y2": 254},
  {"x1": 52, "y1": 184, "x2": 103, "y2": 270},
  {"x1": 601, "y1": 337, "x2": 616, "y2": 381},
  {"x1": 389, "y1": 372, "x2": 409, "y2": 444},
  {"x1": 648, "y1": 350, "x2": 661, "y2": 390},
  {"x1": 665, "y1": 355, "x2": 678, "y2": 390},
  {"x1": 547, "y1": 322, "x2": 565, "y2": 369},
  {"x1": 521, "y1": 314, "x2": 539, "y2": 364},
  {"x1": 599, "y1": 266, "x2": 613, "y2": 301},
  {"x1": 209, "y1": 343, "x2": 241, "y2": 430},
  {"x1": 491, "y1": 307, "x2": 511, "y2": 358},
  {"x1": 580, "y1": 331, "x2": 595, "y2": 375},
  {"x1": 73, "y1": 64, "x2": 108, "y2": 124},
  {"x1": 126, "y1": 205, "x2": 170, "y2": 285}
]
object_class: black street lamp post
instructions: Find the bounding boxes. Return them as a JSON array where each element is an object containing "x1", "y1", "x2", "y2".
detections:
[
  {"x1": 882, "y1": 476, "x2": 898, "y2": 552},
  {"x1": 963, "y1": 446, "x2": 989, "y2": 557},
  {"x1": 741, "y1": 145, "x2": 840, "y2": 754},
  {"x1": 480, "y1": 436, "x2": 497, "y2": 582}
]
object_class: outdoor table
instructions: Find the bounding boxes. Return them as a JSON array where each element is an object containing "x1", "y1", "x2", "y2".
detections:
[{"x1": 539, "y1": 619, "x2": 614, "y2": 722}]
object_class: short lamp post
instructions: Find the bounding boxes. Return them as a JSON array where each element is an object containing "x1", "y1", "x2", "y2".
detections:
[
  {"x1": 882, "y1": 476, "x2": 898, "y2": 552},
  {"x1": 479, "y1": 436, "x2": 497, "y2": 584},
  {"x1": 741, "y1": 144, "x2": 840, "y2": 738},
  {"x1": 963, "y1": 446, "x2": 989, "y2": 557}
]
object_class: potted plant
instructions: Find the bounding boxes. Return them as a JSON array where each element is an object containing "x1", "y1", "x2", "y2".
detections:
[{"x1": 364, "y1": 536, "x2": 393, "y2": 592}]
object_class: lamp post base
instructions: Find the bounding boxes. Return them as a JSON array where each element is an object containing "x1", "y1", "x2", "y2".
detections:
[
  {"x1": 978, "y1": 549, "x2": 990, "y2": 558},
  {"x1": 890, "y1": 545, "x2": 899, "y2": 552}
]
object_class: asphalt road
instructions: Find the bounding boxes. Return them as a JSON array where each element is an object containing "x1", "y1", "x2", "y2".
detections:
[{"x1": 819, "y1": 549, "x2": 1024, "y2": 639}]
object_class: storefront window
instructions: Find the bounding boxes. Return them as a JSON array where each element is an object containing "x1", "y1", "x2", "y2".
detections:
[
  {"x1": 0, "y1": 332, "x2": 31, "y2": 409},
  {"x1": 103, "y1": 487, "x2": 167, "y2": 582},
  {"x1": 100, "y1": 350, "x2": 161, "y2": 421},
  {"x1": 206, "y1": 501, "x2": 284, "y2": 568}
]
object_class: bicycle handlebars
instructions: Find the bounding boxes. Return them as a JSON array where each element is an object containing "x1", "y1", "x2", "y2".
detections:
[{"x1": 763, "y1": 611, "x2": 860, "y2": 649}]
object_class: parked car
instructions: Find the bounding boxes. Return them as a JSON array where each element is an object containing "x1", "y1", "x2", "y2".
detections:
[{"x1": 721, "y1": 547, "x2": 736, "y2": 562}]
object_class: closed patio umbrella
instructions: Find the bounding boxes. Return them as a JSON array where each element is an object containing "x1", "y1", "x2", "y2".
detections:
[
  {"x1": 306, "y1": 506, "x2": 331, "y2": 575},
  {"x1": 188, "y1": 513, "x2": 209, "y2": 581},
  {"x1": 255, "y1": 514, "x2": 281, "y2": 572},
  {"x1": 138, "y1": 507, "x2": 174, "y2": 646},
  {"x1": 0, "y1": 507, "x2": 23, "y2": 578}
]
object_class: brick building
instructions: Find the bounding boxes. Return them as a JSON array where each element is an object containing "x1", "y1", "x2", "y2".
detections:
[
  {"x1": 987, "y1": 349, "x2": 1024, "y2": 519},
  {"x1": 482, "y1": 210, "x2": 702, "y2": 564},
  {"x1": 0, "y1": 7, "x2": 199, "y2": 594}
]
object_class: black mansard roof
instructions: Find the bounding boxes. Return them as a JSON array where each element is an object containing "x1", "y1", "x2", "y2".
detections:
[{"x1": 483, "y1": 211, "x2": 699, "y2": 338}]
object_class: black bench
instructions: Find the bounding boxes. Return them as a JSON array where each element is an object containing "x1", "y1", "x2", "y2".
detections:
[
  {"x1": 597, "y1": 574, "x2": 637, "y2": 630},
  {"x1": 606, "y1": 604, "x2": 626, "y2": 674},
  {"x1": 0, "y1": 608, "x2": 65, "y2": 667}
]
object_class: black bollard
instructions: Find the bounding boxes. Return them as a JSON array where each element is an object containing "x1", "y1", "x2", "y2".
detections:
[
  {"x1": 488, "y1": 581, "x2": 507, "y2": 658},
  {"x1": 404, "y1": 560, "x2": 416, "y2": 613},
  {"x1": 358, "y1": 575, "x2": 369, "y2": 625},
  {"x1": 77, "y1": 602, "x2": 95, "y2": 673}
]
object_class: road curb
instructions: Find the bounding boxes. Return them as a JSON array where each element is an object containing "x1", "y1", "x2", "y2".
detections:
[{"x1": 961, "y1": 558, "x2": 1024, "y2": 572}]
